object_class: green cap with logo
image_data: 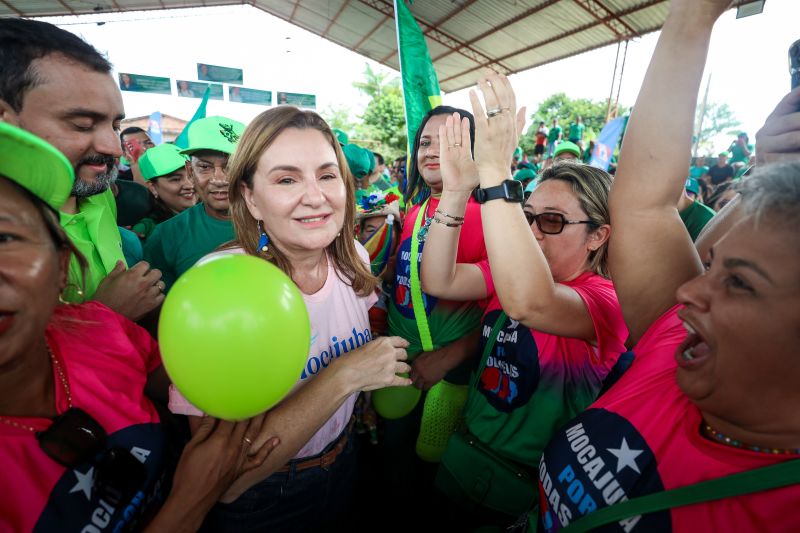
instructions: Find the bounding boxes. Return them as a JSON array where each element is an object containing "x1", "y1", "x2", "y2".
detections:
[
  {"x1": 343, "y1": 143, "x2": 372, "y2": 179},
  {"x1": 180, "y1": 116, "x2": 245, "y2": 156},
  {"x1": 139, "y1": 143, "x2": 188, "y2": 181},
  {"x1": 0, "y1": 121, "x2": 74, "y2": 210}
]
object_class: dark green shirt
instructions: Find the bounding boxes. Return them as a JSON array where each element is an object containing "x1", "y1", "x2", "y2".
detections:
[
  {"x1": 143, "y1": 202, "x2": 234, "y2": 291},
  {"x1": 679, "y1": 201, "x2": 716, "y2": 242}
]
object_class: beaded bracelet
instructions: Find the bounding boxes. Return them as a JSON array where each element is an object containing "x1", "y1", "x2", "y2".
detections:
[
  {"x1": 433, "y1": 215, "x2": 464, "y2": 227},
  {"x1": 434, "y1": 208, "x2": 465, "y2": 222}
]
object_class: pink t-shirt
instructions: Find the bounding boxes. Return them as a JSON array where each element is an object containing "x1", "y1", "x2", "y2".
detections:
[
  {"x1": 538, "y1": 306, "x2": 800, "y2": 532},
  {"x1": 0, "y1": 302, "x2": 167, "y2": 533},
  {"x1": 465, "y1": 268, "x2": 626, "y2": 467},
  {"x1": 169, "y1": 243, "x2": 377, "y2": 458}
]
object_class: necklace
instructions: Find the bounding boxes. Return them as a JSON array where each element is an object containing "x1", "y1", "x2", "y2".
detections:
[
  {"x1": 0, "y1": 344, "x2": 71, "y2": 433},
  {"x1": 702, "y1": 422, "x2": 800, "y2": 456}
]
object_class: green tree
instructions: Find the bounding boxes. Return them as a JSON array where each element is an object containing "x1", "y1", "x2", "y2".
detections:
[
  {"x1": 519, "y1": 93, "x2": 627, "y2": 154},
  {"x1": 693, "y1": 102, "x2": 741, "y2": 155},
  {"x1": 352, "y1": 63, "x2": 407, "y2": 160},
  {"x1": 320, "y1": 104, "x2": 356, "y2": 138}
]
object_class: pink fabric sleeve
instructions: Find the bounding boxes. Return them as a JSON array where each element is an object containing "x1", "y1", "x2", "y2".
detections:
[
  {"x1": 569, "y1": 276, "x2": 627, "y2": 364},
  {"x1": 474, "y1": 258, "x2": 494, "y2": 298},
  {"x1": 168, "y1": 385, "x2": 205, "y2": 417}
]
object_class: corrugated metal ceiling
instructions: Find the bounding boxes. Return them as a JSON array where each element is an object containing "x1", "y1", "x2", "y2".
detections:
[{"x1": 0, "y1": 0, "x2": 743, "y2": 93}]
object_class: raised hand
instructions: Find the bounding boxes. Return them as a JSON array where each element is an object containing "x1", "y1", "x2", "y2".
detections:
[
  {"x1": 468, "y1": 70, "x2": 526, "y2": 185},
  {"x1": 438, "y1": 112, "x2": 479, "y2": 193},
  {"x1": 756, "y1": 87, "x2": 800, "y2": 166}
]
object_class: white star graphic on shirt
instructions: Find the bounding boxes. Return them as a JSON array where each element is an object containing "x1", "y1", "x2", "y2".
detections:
[
  {"x1": 69, "y1": 466, "x2": 95, "y2": 500},
  {"x1": 607, "y1": 438, "x2": 643, "y2": 474}
]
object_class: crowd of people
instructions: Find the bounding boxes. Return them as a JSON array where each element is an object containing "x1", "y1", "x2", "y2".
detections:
[{"x1": 1, "y1": 0, "x2": 798, "y2": 531}]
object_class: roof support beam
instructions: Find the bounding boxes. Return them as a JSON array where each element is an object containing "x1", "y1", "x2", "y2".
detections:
[
  {"x1": 573, "y1": 0, "x2": 640, "y2": 40},
  {"x1": 322, "y1": 0, "x2": 351, "y2": 38},
  {"x1": 361, "y1": 0, "x2": 512, "y2": 74},
  {"x1": 353, "y1": 14, "x2": 388, "y2": 49},
  {"x1": 439, "y1": 0, "x2": 665, "y2": 86},
  {"x1": 0, "y1": 0, "x2": 23, "y2": 16}
]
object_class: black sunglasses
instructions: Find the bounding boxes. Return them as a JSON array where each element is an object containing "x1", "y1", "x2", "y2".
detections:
[
  {"x1": 524, "y1": 211, "x2": 597, "y2": 235},
  {"x1": 38, "y1": 408, "x2": 147, "y2": 501}
]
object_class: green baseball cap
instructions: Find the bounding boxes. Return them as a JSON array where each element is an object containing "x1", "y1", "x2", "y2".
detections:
[
  {"x1": 343, "y1": 144, "x2": 372, "y2": 179},
  {"x1": 139, "y1": 143, "x2": 188, "y2": 181},
  {"x1": 513, "y1": 168, "x2": 537, "y2": 182},
  {"x1": 180, "y1": 116, "x2": 245, "y2": 156},
  {"x1": 554, "y1": 141, "x2": 581, "y2": 159},
  {"x1": 333, "y1": 128, "x2": 349, "y2": 146},
  {"x1": 684, "y1": 178, "x2": 700, "y2": 195},
  {"x1": 0, "y1": 121, "x2": 74, "y2": 210}
]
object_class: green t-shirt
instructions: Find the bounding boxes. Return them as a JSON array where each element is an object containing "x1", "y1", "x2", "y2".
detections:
[
  {"x1": 547, "y1": 125, "x2": 562, "y2": 143},
  {"x1": 143, "y1": 202, "x2": 234, "y2": 291},
  {"x1": 60, "y1": 189, "x2": 126, "y2": 302},
  {"x1": 568, "y1": 122, "x2": 585, "y2": 141},
  {"x1": 689, "y1": 165, "x2": 709, "y2": 179},
  {"x1": 729, "y1": 142, "x2": 753, "y2": 165},
  {"x1": 679, "y1": 201, "x2": 716, "y2": 242},
  {"x1": 119, "y1": 226, "x2": 143, "y2": 267}
]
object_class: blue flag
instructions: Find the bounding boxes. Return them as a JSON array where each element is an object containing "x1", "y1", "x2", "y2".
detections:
[
  {"x1": 174, "y1": 85, "x2": 211, "y2": 149},
  {"x1": 589, "y1": 117, "x2": 626, "y2": 171},
  {"x1": 147, "y1": 111, "x2": 163, "y2": 145}
]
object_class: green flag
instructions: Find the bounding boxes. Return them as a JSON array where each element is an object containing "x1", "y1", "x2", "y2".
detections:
[
  {"x1": 394, "y1": 0, "x2": 442, "y2": 153},
  {"x1": 174, "y1": 85, "x2": 211, "y2": 149}
]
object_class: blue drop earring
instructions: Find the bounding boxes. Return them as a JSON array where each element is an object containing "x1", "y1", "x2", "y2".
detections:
[{"x1": 257, "y1": 220, "x2": 270, "y2": 253}]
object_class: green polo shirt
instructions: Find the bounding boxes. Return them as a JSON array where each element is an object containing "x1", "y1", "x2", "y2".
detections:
[
  {"x1": 60, "y1": 189, "x2": 126, "y2": 302},
  {"x1": 143, "y1": 202, "x2": 234, "y2": 292},
  {"x1": 679, "y1": 201, "x2": 716, "y2": 242}
]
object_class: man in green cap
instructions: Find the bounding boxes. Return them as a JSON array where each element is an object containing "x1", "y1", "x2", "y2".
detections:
[
  {"x1": 553, "y1": 141, "x2": 582, "y2": 162},
  {"x1": 678, "y1": 177, "x2": 715, "y2": 241},
  {"x1": 0, "y1": 18, "x2": 165, "y2": 321},
  {"x1": 728, "y1": 131, "x2": 753, "y2": 167},
  {"x1": 143, "y1": 116, "x2": 244, "y2": 291}
]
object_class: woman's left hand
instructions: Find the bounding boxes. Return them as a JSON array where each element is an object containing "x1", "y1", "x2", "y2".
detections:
[{"x1": 469, "y1": 70, "x2": 526, "y2": 185}]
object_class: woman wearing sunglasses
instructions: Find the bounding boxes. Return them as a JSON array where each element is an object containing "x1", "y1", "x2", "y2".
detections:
[
  {"x1": 420, "y1": 103, "x2": 627, "y2": 527},
  {"x1": 0, "y1": 122, "x2": 276, "y2": 532}
]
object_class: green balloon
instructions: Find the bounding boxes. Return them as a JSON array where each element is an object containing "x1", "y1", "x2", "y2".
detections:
[
  {"x1": 372, "y1": 373, "x2": 421, "y2": 419},
  {"x1": 159, "y1": 254, "x2": 309, "y2": 420}
]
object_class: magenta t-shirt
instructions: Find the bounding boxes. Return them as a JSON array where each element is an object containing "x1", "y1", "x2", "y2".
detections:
[
  {"x1": 538, "y1": 306, "x2": 800, "y2": 532},
  {"x1": 464, "y1": 268, "x2": 627, "y2": 467},
  {"x1": 0, "y1": 302, "x2": 167, "y2": 533}
]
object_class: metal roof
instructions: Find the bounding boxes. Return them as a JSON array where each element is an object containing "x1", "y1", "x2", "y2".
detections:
[{"x1": 0, "y1": 0, "x2": 743, "y2": 93}]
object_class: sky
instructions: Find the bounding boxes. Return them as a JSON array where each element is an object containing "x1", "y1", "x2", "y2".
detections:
[{"x1": 44, "y1": 1, "x2": 798, "y2": 154}]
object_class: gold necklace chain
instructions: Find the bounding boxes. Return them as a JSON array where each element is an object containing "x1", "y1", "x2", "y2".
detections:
[{"x1": 0, "y1": 343, "x2": 71, "y2": 433}]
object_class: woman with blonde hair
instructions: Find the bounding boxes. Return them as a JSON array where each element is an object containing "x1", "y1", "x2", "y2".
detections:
[
  {"x1": 420, "y1": 103, "x2": 627, "y2": 528},
  {"x1": 168, "y1": 106, "x2": 412, "y2": 532}
]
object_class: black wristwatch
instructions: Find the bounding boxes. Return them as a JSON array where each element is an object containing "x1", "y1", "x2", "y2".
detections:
[{"x1": 473, "y1": 180, "x2": 524, "y2": 204}]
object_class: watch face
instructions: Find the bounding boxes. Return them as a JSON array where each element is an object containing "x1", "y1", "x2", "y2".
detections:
[{"x1": 503, "y1": 180, "x2": 524, "y2": 203}]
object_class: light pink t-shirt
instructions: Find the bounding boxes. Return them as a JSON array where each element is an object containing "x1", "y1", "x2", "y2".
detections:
[{"x1": 169, "y1": 242, "x2": 378, "y2": 458}]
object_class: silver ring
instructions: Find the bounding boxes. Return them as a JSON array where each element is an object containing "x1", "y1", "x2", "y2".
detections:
[
  {"x1": 453, "y1": 143, "x2": 461, "y2": 147},
  {"x1": 244, "y1": 437, "x2": 253, "y2": 445},
  {"x1": 486, "y1": 108, "x2": 503, "y2": 118}
]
